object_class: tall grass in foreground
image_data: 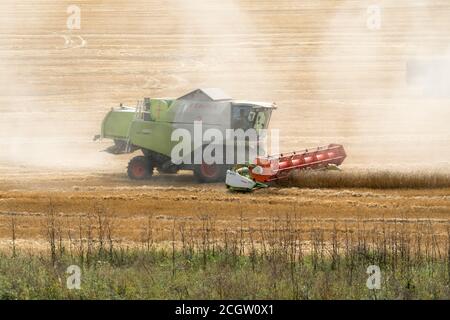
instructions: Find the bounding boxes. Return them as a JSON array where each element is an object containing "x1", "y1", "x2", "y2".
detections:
[
  {"x1": 0, "y1": 207, "x2": 449, "y2": 299},
  {"x1": 281, "y1": 170, "x2": 450, "y2": 189}
]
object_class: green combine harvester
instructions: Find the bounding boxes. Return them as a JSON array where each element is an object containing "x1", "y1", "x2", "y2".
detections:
[{"x1": 95, "y1": 88, "x2": 276, "y2": 182}]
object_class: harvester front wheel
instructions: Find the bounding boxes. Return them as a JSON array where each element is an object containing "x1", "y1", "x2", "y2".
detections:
[
  {"x1": 127, "y1": 156, "x2": 153, "y2": 180},
  {"x1": 194, "y1": 163, "x2": 228, "y2": 183}
]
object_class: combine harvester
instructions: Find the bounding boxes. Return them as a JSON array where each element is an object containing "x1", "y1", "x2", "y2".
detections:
[
  {"x1": 95, "y1": 88, "x2": 346, "y2": 188},
  {"x1": 225, "y1": 144, "x2": 347, "y2": 192}
]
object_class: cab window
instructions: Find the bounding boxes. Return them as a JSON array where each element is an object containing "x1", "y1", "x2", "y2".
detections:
[{"x1": 232, "y1": 105, "x2": 255, "y2": 130}]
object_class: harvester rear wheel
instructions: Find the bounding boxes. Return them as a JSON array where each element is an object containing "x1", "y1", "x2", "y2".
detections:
[
  {"x1": 127, "y1": 156, "x2": 153, "y2": 180},
  {"x1": 194, "y1": 163, "x2": 228, "y2": 183}
]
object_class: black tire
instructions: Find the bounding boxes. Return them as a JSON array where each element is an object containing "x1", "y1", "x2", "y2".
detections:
[
  {"x1": 127, "y1": 156, "x2": 153, "y2": 180},
  {"x1": 193, "y1": 163, "x2": 228, "y2": 183}
]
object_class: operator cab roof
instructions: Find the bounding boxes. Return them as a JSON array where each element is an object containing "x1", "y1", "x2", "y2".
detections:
[
  {"x1": 178, "y1": 88, "x2": 232, "y2": 101},
  {"x1": 177, "y1": 88, "x2": 276, "y2": 109},
  {"x1": 233, "y1": 100, "x2": 277, "y2": 109}
]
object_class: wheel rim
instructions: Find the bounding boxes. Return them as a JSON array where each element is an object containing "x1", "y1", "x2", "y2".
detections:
[
  {"x1": 131, "y1": 162, "x2": 146, "y2": 178},
  {"x1": 200, "y1": 163, "x2": 219, "y2": 178}
]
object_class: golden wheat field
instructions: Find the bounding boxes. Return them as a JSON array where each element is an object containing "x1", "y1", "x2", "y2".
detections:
[{"x1": 0, "y1": 0, "x2": 449, "y2": 250}]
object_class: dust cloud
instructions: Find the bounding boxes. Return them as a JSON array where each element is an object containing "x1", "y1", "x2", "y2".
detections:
[
  {"x1": 0, "y1": 1, "x2": 114, "y2": 172},
  {"x1": 308, "y1": 0, "x2": 450, "y2": 169},
  {"x1": 168, "y1": 0, "x2": 267, "y2": 95}
]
